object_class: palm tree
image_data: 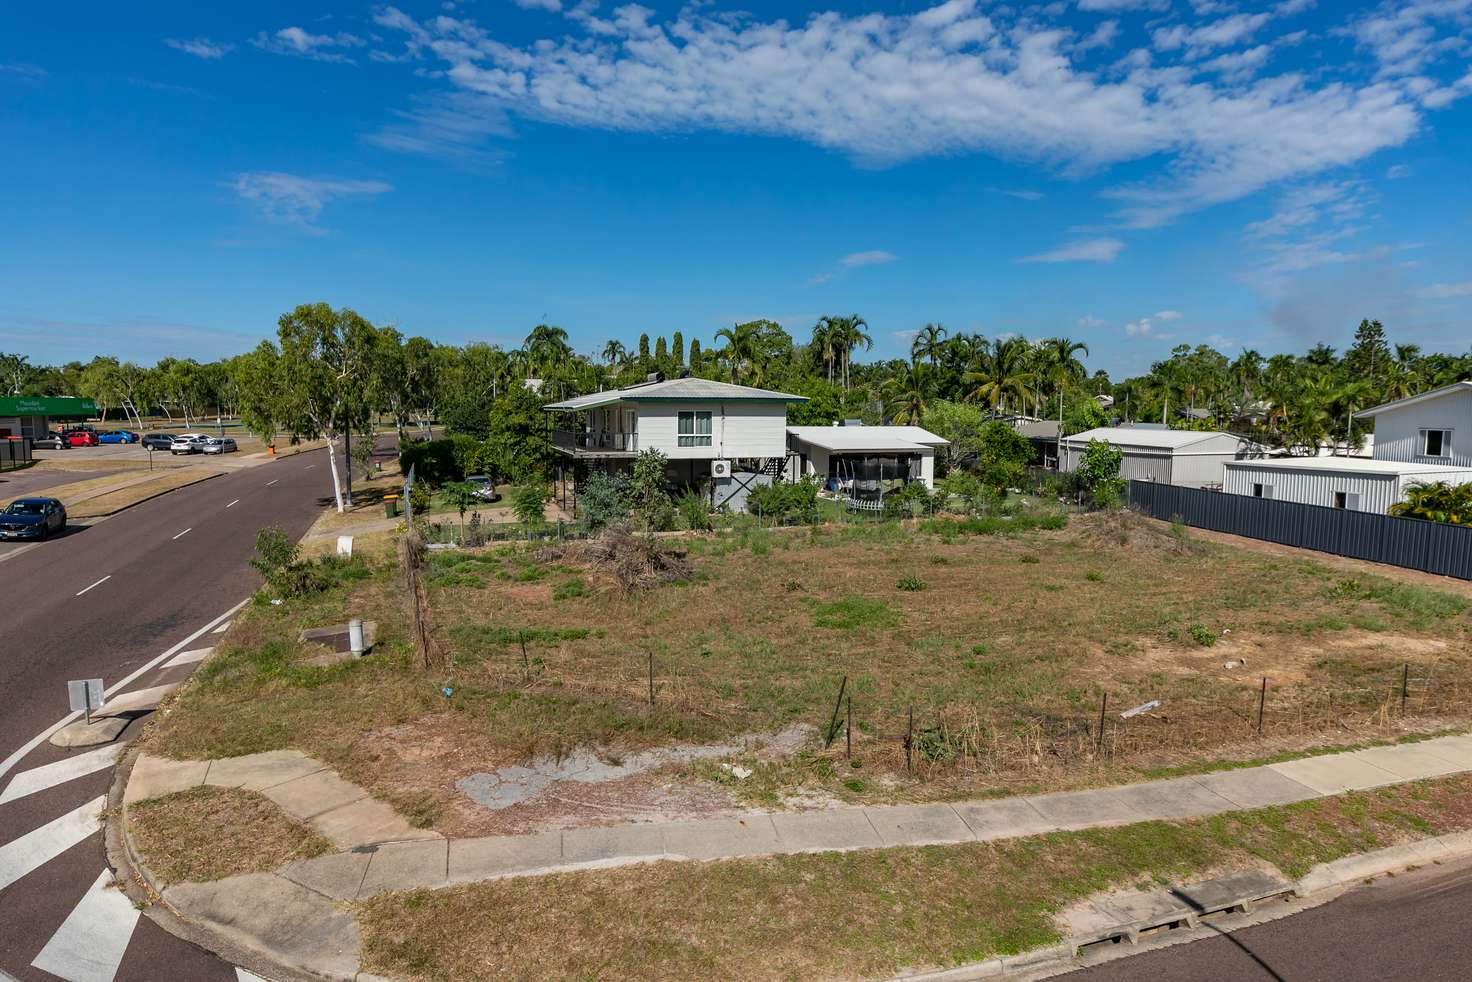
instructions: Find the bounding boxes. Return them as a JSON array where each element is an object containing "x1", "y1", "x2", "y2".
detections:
[
  {"x1": 715, "y1": 321, "x2": 763, "y2": 386},
  {"x1": 1043, "y1": 336, "x2": 1088, "y2": 435},
  {"x1": 1337, "y1": 378, "x2": 1374, "y2": 453},
  {"x1": 910, "y1": 323, "x2": 948, "y2": 367},
  {"x1": 816, "y1": 314, "x2": 870, "y2": 389},
  {"x1": 963, "y1": 337, "x2": 1034, "y2": 415},
  {"x1": 600, "y1": 339, "x2": 627, "y2": 366},
  {"x1": 810, "y1": 317, "x2": 837, "y2": 384},
  {"x1": 1390, "y1": 481, "x2": 1472, "y2": 524},
  {"x1": 883, "y1": 362, "x2": 935, "y2": 424},
  {"x1": 523, "y1": 323, "x2": 572, "y2": 376}
]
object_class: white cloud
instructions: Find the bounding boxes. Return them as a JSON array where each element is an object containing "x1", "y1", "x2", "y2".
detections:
[
  {"x1": 1019, "y1": 237, "x2": 1124, "y2": 263},
  {"x1": 1154, "y1": 309, "x2": 1183, "y2": 320},
  {"x1": 365, "y1": 92, "x2": 511, "y2": 166},
  {"x1": 0, "y1": 62, "x2": 47, "y2": 82},
  {"x1": 839, "y1": 250, "x2": 899, "y2": 268},
  {"x1": 1078, "y1": 0, "x2": 1168, "y2": 11},
  {"x1": 370, "y1": 2, "x2": 1464, "y2": 231},
  {"x1": 1077, "y1": 314, "x2": 1107, "y2": 329},
  {"x1": 1351, "y1": 0, "x2": 1472, "y2": 79},
  {"x1": 252, "y1": 27, "x2": 366, "y2": 64},
  {"x1": 992, "y1": 188, "x2": 1045, "y2": 200},
  {"x1": 231, "y1": 172, "x2": 391, "y2": 232},
  {"x1": 1076, "y1": 20, "x2": 1120, "y2": 53},
  {"x1": 1417, "y1": 281, "x2": 1472, "y2": 299},
  {"x1": 510, "y1": 0, "x2": 563, "y2": 9},
  {"x1": 164, "y1": 37, "x2": 234, "y2": 60}
]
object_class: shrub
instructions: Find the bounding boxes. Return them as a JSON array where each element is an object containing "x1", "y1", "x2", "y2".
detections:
[
  {"x1": 896, "y1": 573, "x2": 927, "y2": 591},
  {"x1": 1078, "y1": 438, "x2": 1126, "y2": 508},
  {"x1": 1188, "y1": 623, "x2": 1216, "y2": 646},
  {"x1": 678, "y1": 490, "x2": 713, "y2": 531},
  {"x1": 1086, "y1": 569, "x2": 1104, "y2": 582},
  {"x1": 579, "y1": 471, "x2": 628, "y2": 532},
  {"x1": 552, "y1": 577, "x2": 588, "y2": 600},
  {"x1": 514, "y1": 482, "x2": 550, "y2": 528},
  {"x1": 883, "y1": 481, "x2": 934, "y2": 520},
  {"x1": 625, "y1": 449, "x2": 675, "y2": 536},
  {"x1": 398, "y1": 434, "x2": 486, "y2": 487},
  {"x1": 747, "y1": 476, "x2": 821, "y2": 525}
]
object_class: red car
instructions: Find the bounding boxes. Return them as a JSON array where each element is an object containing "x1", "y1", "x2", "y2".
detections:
[{"x1": 65, "y1": 430, "x2": 99, "y2": 447}]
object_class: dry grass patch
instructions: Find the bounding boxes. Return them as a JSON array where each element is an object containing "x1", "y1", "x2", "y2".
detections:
[
  {"x1": 66, "y1": 467, "x2": 220, "y2": 518},
  {"x1": 127, "y1": 786, "x2": 332, "y2": 886},
  {"x1": 357, "y1": 775, "x2": 1472, "y2": 982}
]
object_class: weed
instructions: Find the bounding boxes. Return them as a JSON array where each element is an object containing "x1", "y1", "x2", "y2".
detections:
[
  {"x1": 1085, "y1": 570, "x2": 1104, "y2": 582},
  {"x1": 553, "y1": 577, "x2": 588, "y2": 601},
  {"x1": 1188, "y1": 624, "x2": 1216, "y2": 647},
  {"x1": 1020, "y1": 554, "x2": 1040, "y2": 564},
  {"x1": 896, "y1": 573, "x2": 927, "y2": 592},
  {"x1": 808, "y1": 597, "x2": 900, "y2": 631}
]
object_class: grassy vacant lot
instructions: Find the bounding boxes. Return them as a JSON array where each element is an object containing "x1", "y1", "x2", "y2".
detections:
[
  {"x1": 356, "y1": 774, "x2": 1472, "y2": 981},
  {"x1": 128, "y1": 786, "x2": 332, "y2": 887},
  {"x1": 143, "y1": 511, "x2": 1472, "y2": 835}
]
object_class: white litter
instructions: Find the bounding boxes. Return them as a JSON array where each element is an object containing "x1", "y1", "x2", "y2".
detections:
[
  {"x1": 1119, "y1": 700, "x2": 1160, "y2": 719},
  {"x1": 1224, "y1": 659, "x2": 1247, "y2": 670},
  {"x1": 721, "y1": 764, "x2": 753, "y2": 780}
]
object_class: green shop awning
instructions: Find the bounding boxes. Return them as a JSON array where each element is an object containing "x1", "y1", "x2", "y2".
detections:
[{"x1": 0, "y1": 396, "x2": 99, "y2": 419}]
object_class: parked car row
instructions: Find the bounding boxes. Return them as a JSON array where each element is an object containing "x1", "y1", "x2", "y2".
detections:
[{"x1": 29, "y1": 428, "x2": 238, "y2": 455}]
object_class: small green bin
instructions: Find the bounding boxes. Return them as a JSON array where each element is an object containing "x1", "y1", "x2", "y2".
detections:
[{"x1": 384, "y1": 496, "x2": 399, "y2": 518}]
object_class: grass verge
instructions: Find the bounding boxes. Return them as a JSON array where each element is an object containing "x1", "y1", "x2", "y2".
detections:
[
  {"x1": 358, "y1": 774, "x2": 1472, "y2": 981},
  {"x1": 128, "y1": 786, "x2": 332, "y2": 887}
]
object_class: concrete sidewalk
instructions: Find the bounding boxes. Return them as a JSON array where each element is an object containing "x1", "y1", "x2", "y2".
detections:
[{"x1": 127, "y1": 733, "x2": 1472, "y2": 906}]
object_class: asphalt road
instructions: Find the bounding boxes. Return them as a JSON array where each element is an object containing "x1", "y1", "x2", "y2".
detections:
[
  {"x1": 0, "y1": 446, "x2": 341, "y2": 981},
  {"x1": 1058, "y1": 857, "x2": 1472, "y2": 981}
]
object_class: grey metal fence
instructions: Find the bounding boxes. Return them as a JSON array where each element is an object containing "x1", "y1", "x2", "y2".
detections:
[
  {"x1": 1127, "y1": 480, "x2": 1472, "y2": 580},
  {"x1": 0, "y1": 437, "x2": 32, "y2": 472}
]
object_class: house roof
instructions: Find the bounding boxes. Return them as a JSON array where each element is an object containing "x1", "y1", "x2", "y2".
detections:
[
  {"x1": 787, "y1": 425, "x2": 949, "y2": 453},
  {"x1": 1355, "y1": 380, "x2": 1472, "y2": 418},
  {"x1": 545, "y1": 377, "x2": 807, "y2": 411},
  {"x1": 1013, "y1": 420, "x2": 1061, "y2": 440},
  {"x1": 1223, "y1": 456, "x2": 1472, "y2": 477},
  {"x1": 1059, "y1": 426, "x2": 1240, "y2": 451}
]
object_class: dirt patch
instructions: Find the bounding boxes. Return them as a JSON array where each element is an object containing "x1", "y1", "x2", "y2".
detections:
[
  {"x1": 537, "y1": 530, "x2": 695, "y2": 592},
  {"x1": 1075, "y1": 509, "x2": 1210, "y2": 557}
]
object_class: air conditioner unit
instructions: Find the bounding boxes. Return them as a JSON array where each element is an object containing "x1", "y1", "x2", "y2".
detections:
[{"x1": 711, "y1": 459, "x2": 732, "y2": 479}]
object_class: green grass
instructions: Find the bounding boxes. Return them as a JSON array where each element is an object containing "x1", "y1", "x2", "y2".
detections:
[
  {"x1": 807, "y1": 596, "x2": 900, "y2": 630},
  {"x1": 356, "y1": 775, "x2": 1472, "y2": 982},
  {"x1": 919, "y1": 512, "x2": 1068, "y2": 537}
]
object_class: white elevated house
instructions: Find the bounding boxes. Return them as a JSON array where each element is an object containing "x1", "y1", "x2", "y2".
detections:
[
  {"x1": 786, "y1": 424, "x2": 948, "y2": 495},
  {"x1": 1222, "y1": 380, "x2": 1472, "y2": 512},
  {"x1": 1059, "y1": 427, "x2": 1254, "y2": 488},
  {"x1": 545, "y1": 376, "x2": 806, "y2": 509}
]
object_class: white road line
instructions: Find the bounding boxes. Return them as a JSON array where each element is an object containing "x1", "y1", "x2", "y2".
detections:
[
  {"x1": 163, "y1": 646, "x2": 214, "y2": 668},
  {"x1": 265, "y1": 479, "x2": 278, "y2": 487},
  {"x1": 236, "y1": 969, "x2": 268, "y2": 982},
  {"x1": 226, "y1": 499, "x2": 240, "y2": 508},
  {"x1": 31, "y1": 868, "x2": 140, "y2": 982},
  {"x1": 172, "y1": 527, "x2": 192, "y2": 540},
  {"x1": 0, "y1": 745, "x2": 123, "y2": 806},
  {"x1": 0, "y1": 795, "x2": 105, "y2": 892},
  {"x1": 0, "y1": 600, "x2": 248, "y2": 786},
  {"x1": 76, "y1": 575, "x2": 111, "y2": 597},
  {"x1": 211, "y1": 620, "x2": 231, "y2": 634},
  {"x1": 304, "y1": 464, "x2": 315, "y2": 470}
]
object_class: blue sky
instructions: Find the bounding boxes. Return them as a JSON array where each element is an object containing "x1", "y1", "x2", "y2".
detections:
[{"x1": 3, "y1": 0, "x2": 1471, "y2": 377}]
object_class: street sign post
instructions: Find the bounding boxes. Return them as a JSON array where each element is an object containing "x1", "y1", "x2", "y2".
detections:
[{"x1": 67, "y1": 678, "x2": 105, "y2": 725}]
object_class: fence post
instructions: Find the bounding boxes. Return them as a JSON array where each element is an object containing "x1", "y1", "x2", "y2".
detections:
[
  {"x1": 905, "y1": 706, "x2": 914, "y2": 772},
  {"x1": 1257, "y1": 677, "x2": 1267, "y2": 735},
  {"x1": 846, "y1": 696, "x2": 853, "y2": 760},
  {"x1": 1095, "y1": 692, "x2": 1108, "y2": 754},
  {"x1": 1401, "y1": 663, "x2": 1409, "y2": 716}
]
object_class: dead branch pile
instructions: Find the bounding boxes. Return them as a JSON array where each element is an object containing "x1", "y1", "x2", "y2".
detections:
[
  {"x1": 1075, "y1": 508, "x2": 1209, "y2": 557},
  {"x1": 537, "y1": 528, "x2": 695, "y2": 593}
]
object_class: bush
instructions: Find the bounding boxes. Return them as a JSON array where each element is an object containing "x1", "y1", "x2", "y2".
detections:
[
  {"x1": 896, "y1": 573, "x2": 926, "y2": 591},
  {"x1": 678, "y1": 490, "x2": 713, "y2": 531},
  {"x1": 625, "y1": 450, "x2": 675, "y2": 535},
  {"x1": 514, "y1": 483, "x2": 550, "y2": 527},
  {"x1": 398, "y1": 435, "x2": 486, "y2": 487},
  {"x1": 1188, "y1": 623, "x2": 1216, "y2": 646},
  {"x1": 579, "y1": 471, "x2": 628, "y2": 532},
  {"x1": 747, "y1": 476, "x2": 821, "y2": 525},
  {"x1": 883, "y1": 481, "x2": 934, "y2": 520}
]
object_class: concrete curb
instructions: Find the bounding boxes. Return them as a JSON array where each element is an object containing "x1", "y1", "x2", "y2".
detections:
[{"x1": 891, "y1": 829, "x2": 1472, "y2": 982}]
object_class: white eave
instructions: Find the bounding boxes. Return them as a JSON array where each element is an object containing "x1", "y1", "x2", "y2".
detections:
[
  {"x1": 787, "y1": 425, "x2": 949, "y2": 453},
  {"x1": 1355, "y1": 380, "x2": 1472, "y2": 419}
]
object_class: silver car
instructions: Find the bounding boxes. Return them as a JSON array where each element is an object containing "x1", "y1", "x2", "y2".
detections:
[{"x1": 201, "y1": 436, "x2": 237, "y2": 455}]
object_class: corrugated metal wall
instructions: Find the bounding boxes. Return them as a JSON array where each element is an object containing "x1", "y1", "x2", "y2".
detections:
[
  {"x1": 1128, "y1": 480, "x2": 1472, "y2": 580},
  {"x1": 1222, "y1": 464, "x2": 1400, "y2": 512}
]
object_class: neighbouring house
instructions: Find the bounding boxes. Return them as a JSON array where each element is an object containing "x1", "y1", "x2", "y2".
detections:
[
  {"x1": 1012, "y1": 419, "x2": 1061, "y2": 467},
  {"x1": 1222, "y1": 457, "x2": 1472, "y2": 514},
  {"x1": 545, "y1": 375, "x2": 806, "y2": 510},
  {"x1": 1355, "y1": 380, "x2": 1472, "y2": 467},
  {"x1": 786, "y1": 425, "x2": 949, "y2": 499},
  {"x1": 1059, "y1": 427, "x2": 1255, "y2": 488},
  {"x1": 1214, "y1": 380, "x2": 1472, "y2": 513}
]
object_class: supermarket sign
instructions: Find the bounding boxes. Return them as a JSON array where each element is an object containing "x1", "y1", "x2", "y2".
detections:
[{"x1": 0, "y1": 396, "x2": 99, "y2": 418}]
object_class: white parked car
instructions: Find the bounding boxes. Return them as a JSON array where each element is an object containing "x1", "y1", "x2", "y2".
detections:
[
  {"x1": 200, "y1": 436, "x2": 237, "y2": 455},
  {"x1": 170, "y1": 433, "x2": 210, "y2": 455},
  {"x1": 466, "y1": 475, "x2": 498, "y2": 501}
]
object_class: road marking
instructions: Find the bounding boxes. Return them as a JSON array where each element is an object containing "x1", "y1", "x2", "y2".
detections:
[
  {"x1": 212, "y1": 620, "x2": 232, "y2": 634},
  {"x1": 265, "y1": 479, "x2": 278, "y2": 487},
  {"x1": 0, "y1": 745, "x2": 123, "y2": 806},
  {"x1": 305, "y1": 464, "x2": 315, "y2": 470},
  {"x1": 163, "y1": 646, "x2": 215, "y2": 668},
  {"x1": 76, "y1": 575, "x2": 111, "y2": 597},
  {"x1": 0, "y1": 600, "x2": 248, "y2": 786},
  {"x1": 226, "y1": 499, "x2": 240, "y2": 508},
  {"x1": 236, "y1": 969, "x2": 268, "y2": 982},
  {"x1": 31, "y1": 868, "x2": 140, "y2": 982},
  {"x1": 172, "y1": 527, "x2": 192, "y2": 540},
  {"x1": 0, "y1": 795, "x2": 105, "y2": 892}
]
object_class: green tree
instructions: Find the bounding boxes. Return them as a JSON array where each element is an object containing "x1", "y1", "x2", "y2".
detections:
[
  {"x1": 975, "y1": 420, "x2": 1033, "y2": 494},
  {"x1": 486, "y1": 381, "x2": 552, "y2": 481},
  {"x1": 1078, "y1": 438, "x2": 1125, "y2": 507},
  {"x1": 911, "y1": 323, "x2": 948, "y2": 367},
  {"x1": 442, "y1": 481, "x2": 478, "y2": 538},
  {"x1": 963, "y1": 337, "x2": 1033, "y2": 414},
  {"x1": 1390, "y1": 482, "x2": 1472, "y2": 525},
  {"x1": 920, "y1": 399, "x2": 986, "y2": 474},
  {"x1": 513, "y1": 481, "x2": 550, "y2": 528},
  {"x1": 671, "y1": 331, "x2": 685, "y2": 368},
  {"x1": 882, "y1": 362, "x2": 934, "y2": 424}
]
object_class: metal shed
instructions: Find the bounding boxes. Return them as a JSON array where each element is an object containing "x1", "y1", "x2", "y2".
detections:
[
  {"x1": 1222, "y1": 456, "x2": 1472, "y2": 514},
  {"x1": 1058, "y1": 427, "x2": 1252, "y2": 488}
]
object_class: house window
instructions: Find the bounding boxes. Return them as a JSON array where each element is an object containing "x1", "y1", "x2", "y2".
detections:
[
  {"x1": 677, "y1": 410, "x2": 712, "y2": 447},
  {"x1": 1422, "y1": 429, "x2": 1452, "y2": 458},
  {"x1": 1333, "y1": 491, "x2": 1361, "y2": 510},
  {"x1": 1253, "y1": 483, "x2": 1273, "y2": 499}
]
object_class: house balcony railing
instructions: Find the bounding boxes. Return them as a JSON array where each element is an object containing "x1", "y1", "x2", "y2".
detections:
[{"x1": 552, "y1": 429, "x2": 638, "y2": 454}]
